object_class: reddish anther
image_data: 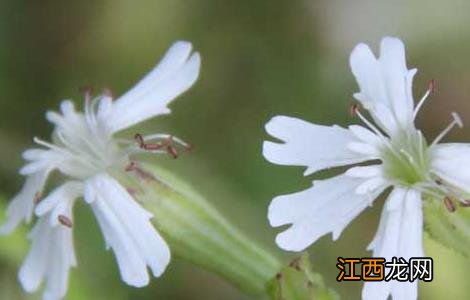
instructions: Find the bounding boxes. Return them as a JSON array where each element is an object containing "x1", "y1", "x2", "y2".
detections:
[
  {"x1": 428, "y1": 79, "x2": 436, "y2": 94},
  {"x1": 33, "y1": 191, "x2": 42, "y2": 204},
  {"x1": 126, "y1": 188, "x2": 137, "y2": 196},
  {"x1": 166, "y1": 145, "x2": 179, "y2": 159},
  {"x1": 134, "y1": 133, "x2": 170, "y2": 151},
  {"x1": 185, "y1": 143, "x2": 194, "y2": 152},
  {"x1": 125, "y1": 161, "x2": 156, "y2": 181},
  {"x1": 444, "y1": 196, "x2": 456, "y2": 213},
  {"x1": 102, "y1": 87, "x2": 114, "y2": 99},
  {"x1": 460, "y1": 200, "x2": 470, "y2": 207},
  {"x1": 125, "y1": 161, "x2": 137, "y2": 172},
  {"x1": 349, "y1": 103, "x2": 359, "y2": 117},
  {"x1": 58, "y1": 215, "x2": 73, "y2": 228}
]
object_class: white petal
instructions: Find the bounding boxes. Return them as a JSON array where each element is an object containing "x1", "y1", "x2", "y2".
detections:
[
  {"x1": 46, "y1": 100, "x2": 84, "y2": 136},
  {"x1": 268, "y1": 174, "x2": 387, "y2": 252},
  {"x1": 430, "y1": 143, "x2": 470, "y2": 193},
  {"x1": 350, "y1": 37, "x2": 416, "y2": 135},
  {"x1": 107, "y1": 41, "x2": 201, "y2": 133},
  {"x1": 363, "y1": 188, "x2": 422, "y2": 300},
  {"x1": 34, "y1": 181, "x2": 82, "y2": 228},
  {"x1": 347, "y1": 142, "x2": 380, "y2": 157},
  {"x1": 263, "y1": 116, "x2": 372, "y2": 176},
  {"x1": 355, "y1": 177, "x2": 388, "y2": 195},
  {"x1": 0, "y1": 170, "x2": 50, "y2": 234},
  {"x1": 345, "y1": 165, "x2": 383, "y2": 178},
  {"x1": 348, "y1": 125, "x2": 383, "y2": 147},
  {"x1": 20, "y1": 149, "x2": 63, "y2": 176},
  {"x1": 19, "y1": 216, "x2": 76, "y2": 300},
  {"x1": 84, "y1": 174, "x2": 170, "y2": 287},
  {"x1": 35, "y1": 181, "x2": 82, "y2": 217}
]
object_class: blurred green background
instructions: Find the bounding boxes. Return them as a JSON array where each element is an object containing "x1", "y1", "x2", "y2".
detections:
[{"x1": 1, "y1": 0, "x2": 470, "y2": 299}]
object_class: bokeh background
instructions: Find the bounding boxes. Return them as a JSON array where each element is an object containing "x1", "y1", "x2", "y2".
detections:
[{"x1": 1, "y1": 0, "x2": 470, "y2": 299}]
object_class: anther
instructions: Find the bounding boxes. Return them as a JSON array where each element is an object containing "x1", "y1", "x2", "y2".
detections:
[
  {"x1": 102, "y1": 87, "x2": 114, "y2": 99},
  {"x1": 349, "y1": 103, "x2": 359, "y2": 117},
  {"x1": 444, "y1": 196, "x2": 456, "y2": 213},
  {"x1": 428, "y1": 79, "x2": 436, "y2": 94},
  {"x1": 58, "y1": 215, "x2": 73, "y2": 228},
  {"x1": 289, "y1": 257, "x2": 302, "y2": 271},
  {"x1": 135, "y1": 133, "x2": 168, "y2": 151},
  {"x1": 166, "y1": 145, "x2": 179, "y2": 159},
  {"x1": 460, "y1": 200, "x2": 470, "y2": 207},
  {"x1": 350, "y1": 103, "x2": 387, "y2": 139},
  {"x1": 185, "y1": 143, "x2": 194, "y2": 152},
  {"x1": 452, "y1": 112, "x2": 464, "y2": 128},
  {"x1": 125, "y1": 161, "x2": 137, "y2": 172},
  {"x1": 413, "y1": 79, "x2": 436, "y2": 120},
  {"x1": 125, "y1": 161, "x2": 156, "y2": 181},
  {"x1": 33, "y1": 191, "x2": 42, "y2": 204},
  {"x1": 79, "y1": 86, "x2": 93, "y2": 102},
  {"x1": 126, "y1": 188, "x2": 137, "y2": 196}
]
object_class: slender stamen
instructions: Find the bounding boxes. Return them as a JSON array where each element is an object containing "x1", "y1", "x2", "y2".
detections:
[
  {"x1": 431, "y1": 112, "x2": 463, "y2": 146},
  {"x1": 144, "y1": 133, "x2": 192, "y2": 149},
  {"x1": 350, "y1": 105, "x2": 386, "y2": 138},
  {"x1": 399, "y1": 148, "x2": 414, "y2": 164},
  {"x1": 56, "y1": 130, "x2": 106, "y2": 165},
  {"x1": 34, "y1": 137, "x2": 69, "y2": 154},
  {"x1": 34, "y1": 137, "x2": 98, "y2": 170},
  {"x1": 413, "y1": 79, "x2": 435, "y2": 119}
]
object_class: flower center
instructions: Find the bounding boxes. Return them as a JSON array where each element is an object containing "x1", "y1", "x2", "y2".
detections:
[
  {"x1": 35, "y1": 93, "x2": 193, "y2": 180},
  {"x1": 381, "y1": 129, "x2": 430, "y2": 187}
]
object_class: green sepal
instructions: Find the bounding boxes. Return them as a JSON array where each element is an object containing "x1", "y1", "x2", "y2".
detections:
[
  {"x1": 266, "y1": 253, "x2": 339, "y2": 300},
  {"x1": 423, "y1": 197, "x2": 470, "y2": 258}
]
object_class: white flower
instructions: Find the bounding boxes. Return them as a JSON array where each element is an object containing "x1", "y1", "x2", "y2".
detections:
[
  {"x1": 263, "y1": 37, "x2": 470, "y2": 300},
  {"x1": 1, "y1": 41, "x2": 200, "y2": 299}
]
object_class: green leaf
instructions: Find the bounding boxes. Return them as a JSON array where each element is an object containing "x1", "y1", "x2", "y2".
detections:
[
  {"x1": 423, "y1": 198, "x2": 470, "y2": 258},
  {"x1": 266, "y1": 253, "x2": 339, "y2": 300}
]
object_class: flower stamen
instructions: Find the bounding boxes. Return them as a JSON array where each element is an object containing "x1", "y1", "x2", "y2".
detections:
[
  {"x1": 134, "y1": 133, "x2": 193, "y2": 159},
  {"x1": 431, "y1": 112, "x2": 463, "y2": 146},
  {"x1": 350, "y1": 104, "x2": 386, "y2": 138},
  {"x1": 413, "y1": 79, "x2": 435, "y2": 120}
]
